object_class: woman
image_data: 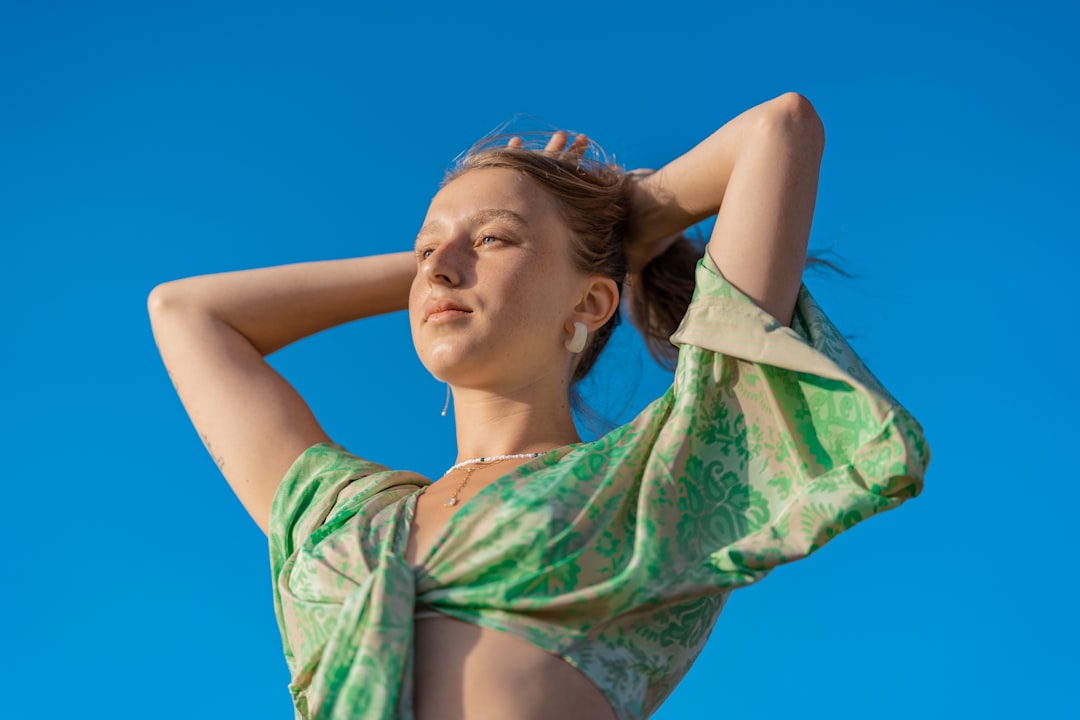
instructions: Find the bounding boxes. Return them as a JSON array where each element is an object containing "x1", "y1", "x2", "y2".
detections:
[{"x1": 149, "y1": 92, "x2": 929, "y2": 719}]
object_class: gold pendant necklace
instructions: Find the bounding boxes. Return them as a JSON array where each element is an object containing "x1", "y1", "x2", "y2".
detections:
[
  {"x1": 441, "y1": 452, "x2": 542, "y2": 508},
  {"x1": 443, "y1": 465, "x2": 477, "y2": 508}
]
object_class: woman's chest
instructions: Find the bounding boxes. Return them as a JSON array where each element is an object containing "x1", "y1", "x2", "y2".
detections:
[{"x1": 404, "y1": 470, "x2": 504, "y2": 571}]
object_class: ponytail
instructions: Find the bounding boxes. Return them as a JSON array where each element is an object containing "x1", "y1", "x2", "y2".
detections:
[
  {"x1": 627, "y1": 233, "x2": 705, "y2": 370},
  {"x1": 629, "y1": 235, "x2": 847, "y2": 370}
]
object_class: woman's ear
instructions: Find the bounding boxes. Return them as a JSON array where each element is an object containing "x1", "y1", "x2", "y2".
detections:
[{"x1": 574, "y1": 276, "x2": 620, "y2": 331}]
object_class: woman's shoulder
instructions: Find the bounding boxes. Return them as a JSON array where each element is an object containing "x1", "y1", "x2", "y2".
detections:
[{"x1": 269, "y1": 442, "x2": 429, "y2": 556}]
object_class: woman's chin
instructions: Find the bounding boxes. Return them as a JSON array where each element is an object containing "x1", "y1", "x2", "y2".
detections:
[{"x1": 418, "y1": 345, "x2": 483, "y2": 384}]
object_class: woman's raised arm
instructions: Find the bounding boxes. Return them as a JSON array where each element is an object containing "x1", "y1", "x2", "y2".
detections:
[
  {"x1": 629, "y1": 92, "x2": 825, "y2": 326},
  {"x1": 147, "y1": 251, "x2": 416, "y2": 535}
]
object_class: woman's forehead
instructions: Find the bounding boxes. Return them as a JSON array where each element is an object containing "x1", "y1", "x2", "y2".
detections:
[{"x1": 426, "y1": 168, "x2": 562, "y2": 224}]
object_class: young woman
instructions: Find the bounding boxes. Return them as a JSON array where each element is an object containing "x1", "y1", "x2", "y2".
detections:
[{"x1": 149, "y1": 92, "x2": 929, "y2": 720}]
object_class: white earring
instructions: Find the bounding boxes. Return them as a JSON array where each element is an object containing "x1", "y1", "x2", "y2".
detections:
[
  {"x1": 565, "y1": 322, "x2": 587, "y2": 354},
  {"x1": 440, "y1": 384, "x2": 451, "y2": 417}
]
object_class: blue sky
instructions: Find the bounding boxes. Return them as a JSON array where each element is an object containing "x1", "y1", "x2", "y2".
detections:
[{"x1": 2, "y1": 1, "x2": 1077, "y2": 717}]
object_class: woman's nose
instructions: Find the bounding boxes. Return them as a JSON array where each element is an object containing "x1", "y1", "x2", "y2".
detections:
[{"x1": 422, "y1": 241, "x2": 465, "y2": 287}]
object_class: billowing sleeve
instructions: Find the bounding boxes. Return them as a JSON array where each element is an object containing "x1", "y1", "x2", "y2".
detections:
[{"x1": 648, "y1": 251, "x2": 930, "y2": 591}]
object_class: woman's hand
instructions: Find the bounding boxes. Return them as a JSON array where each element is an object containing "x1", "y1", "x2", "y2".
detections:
[
  {"x1": 624, "y1": 169, "x2": 682, "y2": 274},
  {"x1": 508, "y1": 130, "x2": 591, "y2": 158},
  {"x1": 508, "y1": 132, "x2": 676, "y2": 273}
]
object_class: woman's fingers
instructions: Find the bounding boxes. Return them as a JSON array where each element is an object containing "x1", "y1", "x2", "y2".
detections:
[
  {"x1": 566, "y1": 133, "x2": 590, "y2": 159},
  {"x1": 543, "y1": 130, "x2": 569, "y2": 153},
  {"x1": 510, "y1": 130, "x2": 589, "y2": 160}
]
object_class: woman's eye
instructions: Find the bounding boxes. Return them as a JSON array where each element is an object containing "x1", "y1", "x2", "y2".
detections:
[{"x1": 480, "y1": 235, "x2": 499, "y2": 246}]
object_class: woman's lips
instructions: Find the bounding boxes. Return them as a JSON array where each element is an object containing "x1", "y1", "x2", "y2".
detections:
[
  {"x1": 423, "y1": 297, "x2": 473, "y2": 323},
  {"x1": 426, "y1": 308, "x2": 471, "y2": 324}
]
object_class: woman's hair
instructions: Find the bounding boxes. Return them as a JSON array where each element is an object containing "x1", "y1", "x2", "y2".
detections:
[
  {"x1": 443, "y1": 131, "x2": 843, "y2": 420},
  {"x1": 629, "y1": 233, "x2": 704, "y2": 369},
  {"x1": 443, "y1": 135, "x2": 699, "y2": 390}
]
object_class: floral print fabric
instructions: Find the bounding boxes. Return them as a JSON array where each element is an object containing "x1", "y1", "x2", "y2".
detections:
[{"x1": 268, "y1": 252, "x2": 930, "y2": 719}]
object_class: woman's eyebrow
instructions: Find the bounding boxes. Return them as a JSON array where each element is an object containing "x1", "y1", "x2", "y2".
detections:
[
  {"x1": 415, "y1": 209, "x2": 529, "y2": 245},
  {"x1": 472, "y1": 208, "x2": 528, "y2": 227},
  {"x1": 415, "y1": 220, "x2": 444, "y2": 244}
]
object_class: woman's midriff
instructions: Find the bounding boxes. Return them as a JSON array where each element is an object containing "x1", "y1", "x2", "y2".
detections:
[
  {"x1": 412, "y1": 617, "x2": 617, "y2": 720},
  {"x1": 406, "y1": 468, "x2": 618, "y2": 720}
]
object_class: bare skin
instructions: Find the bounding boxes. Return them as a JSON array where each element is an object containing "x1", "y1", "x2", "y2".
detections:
[{"x1": 147, "y1": 92, "x2": 824, "y2": 718}]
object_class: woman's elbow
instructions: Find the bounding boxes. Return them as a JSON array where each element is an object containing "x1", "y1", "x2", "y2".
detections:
[
  {"x1": 147, "y1": 281, "x2": 178, "y2": 319},
  {"x1": 760, "y1": 92, "x2": 826, "y2": 155},
  {"x1": 147, "y1": 279, "x2": 199, "y2": 323}
]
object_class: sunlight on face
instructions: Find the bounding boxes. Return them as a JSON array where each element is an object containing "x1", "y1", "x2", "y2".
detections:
[{"x1": 408, "y1": 168, "x2": 585, "y2": 391}]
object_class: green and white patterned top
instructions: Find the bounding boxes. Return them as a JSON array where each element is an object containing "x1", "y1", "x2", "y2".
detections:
[{"x1": 268, "y1": 252, "x2": 930, "y2": 720}]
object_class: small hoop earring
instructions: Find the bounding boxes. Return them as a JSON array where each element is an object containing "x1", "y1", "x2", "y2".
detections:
[
  {"x1": 565, "y1": 322, "x2": 587, "y2": 354},
  {"x1": 440, "y1": 384, "x2": 451, "y2": 417}
]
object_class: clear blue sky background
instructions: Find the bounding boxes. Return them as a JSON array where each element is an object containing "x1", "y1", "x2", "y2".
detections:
[{"x1": 3, "y1": 1, "x2": 1076, "y2": 717}]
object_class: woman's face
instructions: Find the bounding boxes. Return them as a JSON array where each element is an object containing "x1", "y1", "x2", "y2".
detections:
[{"x1": 409, "y1": 167, "x2": 586, "y2": 391}]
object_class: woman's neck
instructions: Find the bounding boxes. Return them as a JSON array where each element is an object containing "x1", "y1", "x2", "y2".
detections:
[{"x1": 449, "y1": 381, "x2": 581, "y2": 462}]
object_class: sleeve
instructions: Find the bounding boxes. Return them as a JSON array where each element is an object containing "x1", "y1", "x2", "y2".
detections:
[
  {"x1": 268, "y1": 442, "x2": 389, "y2": 579},
  {"x1": 655, "y1": 251, "x2": 930, "y2": 588}
]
